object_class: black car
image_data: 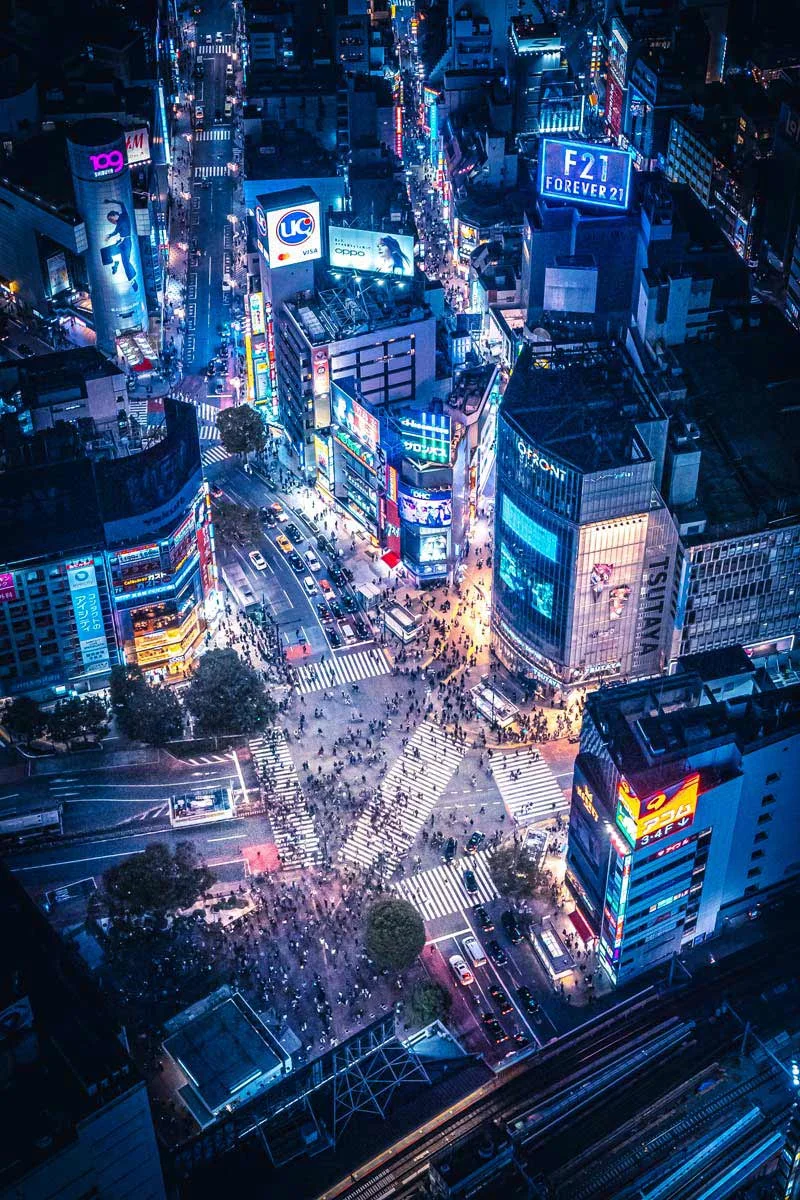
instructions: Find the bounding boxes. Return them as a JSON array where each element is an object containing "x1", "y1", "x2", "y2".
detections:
[
  {"x1": 330, "y1": 567, "x2": 346, "y2": 585},
  {"x1": 342, "y1": 594, "x2": 357, "y2": 612},
  {"x1": 328, "y1": 628, "x2": 341, "y2": 648},
  {"x1": 516, "y1": 987, "x2": 542, "y2": 1019},
  {"x1": 463, "y1": 869, "x2": 479, "y2": 895},
  {"x1": 289, "y1": 553, "x2": 305, "y2": 573},
  {"x1": 317, "y1": 603, "x2": 333, "y2": 623},
  {"x1": 443, "y1": 837, "x2": 457, "y2": 863},
  {"x1": 329, "y1": 599, "x2": 343, "y2": 619},
  {"x1": 354, "y1": 619, "x2": 368, "y2": 639},
  {"x1": 474, "y1": 905, "x2": 494, "y2": 933},
  {"x1": 513, "y1": 1033, "x2": 531, "y2": 1048},
  {"x1": 261, "y1": 508, "x2": 277, "y2": 527},
  {"x1": 285, "y1": 524, "x2": 303, "y2": 542},
  {"x1": 480, "y1": 1014, "x2": 508, "y2": 1044},
  {"x1": 502, "y1": 910, "x2": 524, "y2": 944},
  {"x1": 489, "y1": 985, "x2": 513, "y2": 1015},
  {"x1": 465, "y1": 831, "x2": 485, "y2": 854},
  {"x1": 488, "y1": 940, "x2": 508, "y2": 967}
]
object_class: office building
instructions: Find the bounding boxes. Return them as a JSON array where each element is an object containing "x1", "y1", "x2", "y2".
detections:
[
  {"x1": 565, "y1": 649, "x2": 800, "y2": 985},
  {"x1": 0, "y1": 397, "x2": 218, "y2": 700},
  {"x1": 0, "y1": 348, "x2": 128, "y2": 442},
  {"x1": 0, "y1": 861, "x2": 166, "y2": 1200},
  {"x1": 506, "y1": 18, "x2": 583, "y2": 138},
  {"x1": 490, "y1": 341, "x2": 679, "y2": 691}
]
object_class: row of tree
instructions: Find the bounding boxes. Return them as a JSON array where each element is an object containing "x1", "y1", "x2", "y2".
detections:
[{"x1": 3, "y1": 694, "x2": 108, "y2": 744}]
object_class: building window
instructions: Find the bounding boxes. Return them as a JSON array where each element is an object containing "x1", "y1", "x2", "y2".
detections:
[
  {"x1": 750, "y1": 849, "x2": 764, "y2": 861},
  {"x1": 746, "y1": 867, "x2": 762, "y2": 879},
  {"x1": 761, "y1": 794, "x2": 776, "y2": 807},
  {"x1": 765, "y1": 772, "x2": 780, "y2": 784},
  {"x1": 757, "y1": 812, "x2": 772, "y2": 825},
  {"x1": 753, "y1": 831, "x2": 768, "y2": 844}
]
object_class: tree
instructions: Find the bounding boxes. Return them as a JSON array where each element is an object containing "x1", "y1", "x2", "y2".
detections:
[
  {"x1": 104, "y1": 841, "x2": 215, "y2": 917},
  {"x1": 365, "y1": 898, "x2": 425, "y2": 970},
  {"x1": 46, "y1": 696, "x2": 108, "y2": 743},
  {"x1": 110, "y1": 664, "x2": 143, "y2": 711},
  {"x1": 211, "y1": 498, "x2": 261, "y2": 545},
  {"x1": 490, "y1": 841, "x2": 546, "y2": 899},
  {"x1": 216, "y1": 404, "x2": 267, "y2": 456},
  {"x1": 110, "y1": 665, "x2": 183, "y2": 745},
  {"x1": 184, "y1": 648, "x2": 275, "y2": 737},
  {"x1": 409, "y1": 980, "x2": 451, "y2": 1026},
  {"x1": 3, "y1": 696, "x2": 46, "y2": 742}
]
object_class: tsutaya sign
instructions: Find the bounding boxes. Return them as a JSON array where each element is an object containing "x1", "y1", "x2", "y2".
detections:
[{"x1": 517, "y1": 438, "x2": 568, "y2": 482}]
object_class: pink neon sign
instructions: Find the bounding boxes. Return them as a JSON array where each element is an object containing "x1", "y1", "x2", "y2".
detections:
[{"x1": 89, "y1": 150, "x2": 125, "y2": 178}]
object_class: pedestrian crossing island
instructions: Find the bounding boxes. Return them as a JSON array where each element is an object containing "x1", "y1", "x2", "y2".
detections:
[{"x1": 392, "y1": 850, "x2": 498, "y2": 922}]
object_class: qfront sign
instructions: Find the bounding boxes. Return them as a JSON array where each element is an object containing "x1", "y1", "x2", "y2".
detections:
[
  {"x1": 539, "y1": 138, "x2": 633, "y2": 211},
  {"x1": 517, "y1": 438, "x2": 568, "y2": 483}
]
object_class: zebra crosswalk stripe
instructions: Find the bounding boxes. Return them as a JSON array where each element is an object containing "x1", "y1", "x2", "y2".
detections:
[
  {"x1": 249, "y1": 730, "x2": 321, "y2": 869},
  {"x1": 294, "y1": 647, "x2": 391, "y2": 695},
  {"x1": 339, "y1": 720, "x2": 464, "y2": 873},
  {"x1": 491, "y1": 748, "x2": 568, "y2": 825},
  {"x1": 202, "y1": 445, "x2": 230, "y2": 465},
  {"x1": 195, "y1": 128, "x2": 231, "y2": 141},
  {"x1": 392, "y1": 850, "x2": 498, "y2": 921},
  {"x1": 198, "y1": 421, "x2": 220, "y2": 442},
  {"x1": 197, "y1": 42, "x2": 234, "y2": 54},
  {"x1": 194, "y1": 165, "x2": 228, "y2": 179}
]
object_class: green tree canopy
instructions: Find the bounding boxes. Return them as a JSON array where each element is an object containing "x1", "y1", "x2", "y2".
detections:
[
  {"x1": 365, "y1": 897, "x2": 426, "y2": 970},
  {"x1": 211, "y1": 498, "x2": 261, "y2": 545},
  {"x1": 490, "y1": 841, "x2": 546, "y2": 899},
  {"x1": 409, "y1": 980, "x2": 451, "y2": 1026},
  {"x1": 46, "y1": 696, "x2": 108, "y2": 743},
  {"x1": 104, "y1": 841, "x2": 215, "y2": 916},
  {"x1": 3, "y1": 696, "x2": 46, "y2": 742},
  {"x1": 109, "y1": 665, "x2": 183, "y2": 745},
  {"x1": 184, "y1": 648, "x2": 275, "y2": 737},
  {"x1": 216, "y1": 404, "x2": 267, "y2": 456}
]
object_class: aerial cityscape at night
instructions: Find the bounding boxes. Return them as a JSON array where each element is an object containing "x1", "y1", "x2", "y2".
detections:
[{"x1": 2, "y1": 0, "x2": 800, "y2": 1195}]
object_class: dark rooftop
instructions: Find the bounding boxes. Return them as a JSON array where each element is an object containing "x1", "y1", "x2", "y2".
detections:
[
  {"x1": 0, "y1": 130, "x2": 77, "y2": 218},
  {"x1": 500, "y1": 341, "x2": 659, "y2": 474},
  {"x1": 0, "y1": 347, "x2": 122, "y2": 407},
  {"x1": 677, "y1": 645, "x2": 757, "y2": 685},
  {"x1": 164, "y1": 995, "x2": 282, "y2": 1115}
]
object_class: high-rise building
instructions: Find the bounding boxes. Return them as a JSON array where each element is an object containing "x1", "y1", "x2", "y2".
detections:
[
  {"x1": 0, "y1": 861, "x2": 166, "y2": 1200},
  {"x1": 0, "y1": 397, "x2": 218, "y2": 700},
  {"x1": 565, "y1": 647, "x2": 800, "y2": 985},
  {"x1": 490, "y1": 340, "x2": 679, "y2": 691}
]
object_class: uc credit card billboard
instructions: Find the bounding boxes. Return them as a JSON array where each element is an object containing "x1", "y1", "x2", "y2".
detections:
[
  {"x1": 329, "y1": 226, "x2": 414, "y2": 277},
  {"x1": 539, "y1": 138, "x2": 633, "y2": 211},
  {"x1": 265, "y1": 199, "x2": 322, "y2": 267}
]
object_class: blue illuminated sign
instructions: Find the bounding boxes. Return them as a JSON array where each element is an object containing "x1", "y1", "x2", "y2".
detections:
[{"x1": 539, "y1": 138, "x2": 633, "y2": 212}]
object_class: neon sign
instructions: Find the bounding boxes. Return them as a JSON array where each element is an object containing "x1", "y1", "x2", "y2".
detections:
[
  {"x1": 539, "y1": 138, "x2": 633, "y2": 212},
  {"x1": 616, "y1": 773, "x2": 700, "y2": 848},
  {"x1": 577, "y1": 783, "x2": 598, "y2": 821},
  {"x1": 517, "y1": 438, "x2": 568, "y2": 482},
  {"x1": 89, "y1": 150, "x2": 125, "y2": 178}
]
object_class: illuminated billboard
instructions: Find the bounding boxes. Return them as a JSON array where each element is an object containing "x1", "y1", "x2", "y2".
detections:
[
  {"x1": 615, "y1": 773, "x2": 700, "y2": 849},
  {"x1": 0, "y1": 573, "x2": 17, "y2": 603},
  {"x1": 539, "y1": 138, "x2": 633, "y2": 211},
  {"x1": 332, "y1": 384, "x2": 379, "y2": 453},
  {"x1": 248, "y1": 291, "x2": 265, "y2": 336},
  {"x1": 398, "y1": 485, "x2": 451, "y2": 528},
  {"x1": 328, "y1": 226, "x2": 414, "y2": 278},
  {"x1": 265, "y1": 198, "x2": 322, "y2": 268},
  {"x1": 393, "y1": 411, "x2": 450, "y2": 463},
  {"x1": 124, "y1": 127, "x2": 151, "y2": 166},
  {"x1": 66, "y1": 559, "x2": 110, "y2": 672}
]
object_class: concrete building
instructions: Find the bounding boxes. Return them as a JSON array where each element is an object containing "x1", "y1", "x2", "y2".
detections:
[
  {"x1": 565, "y1": 649, "x2": 800, "y2": 984},
  {"x1": 0, "y1": 397, "x2": 218, "y2": 700},
  {"x1": 0, "y1": 862, "x2": 166, "y2": 1200},
  {"x1": 0, "y1": 348, "x2": 127, "y2": 443}
]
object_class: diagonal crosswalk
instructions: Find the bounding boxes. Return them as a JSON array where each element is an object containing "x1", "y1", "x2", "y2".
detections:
[
  {"x1": 392, "y1": 850, "x2": 498, "y2": 921},
  {"x1": 194, "y1": 164, "x2": 229, "y2": 179},
  {"x1": 195, "y1": 128, "x2": 231, "y2": 141},
  {"x1": 340, "y1": 721, "x2": 464, "y2": 873},
  {"x1": 491, "y1": 748, "x2": 568, "y2": 825},
  {"x1": 202, "y1": 444, "x2": 230, "y2": 466},
  {"x1": 293, "y1": 647, "x2": 391, "y2": 695},
  {"x1": 249, "y1": 730, "x2": 321, "y2": 869}
]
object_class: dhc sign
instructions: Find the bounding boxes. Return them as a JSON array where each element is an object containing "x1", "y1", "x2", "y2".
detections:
[{"x1": 539, "y1": 138, "x2": 633, "y2": 212}]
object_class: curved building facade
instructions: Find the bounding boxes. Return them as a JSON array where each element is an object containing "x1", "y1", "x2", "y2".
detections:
[
  {"x1": 66, "y1": 119, "x2": 147, "y2": 355},
  {"x1": 491, "y1": 343, "x2": 680, "y2": 692},
  {"x1": 0, "y1": 398, "x2": 218, "y2": 699}
]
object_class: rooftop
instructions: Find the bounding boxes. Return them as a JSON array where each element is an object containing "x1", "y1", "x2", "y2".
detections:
[
  {"x1": 0, "y1": 348, "x2": 122, "y2": 408},
  {"x1": 245, "y1": 128, "x2": 339, "y2": 180},
  {"x1": 501, "y1": 341, "x2": 660, "y2": 474},
  {"x1": 164, "y1": 994, "x2": 283, "y2": 1117},
  {"x1": 284, "y1": 275, "x2": 430, "y2": 345},
  {"x1": 669, "y1": 307, "x2": 800, "y2": 538},
  {"x1": 449, "y1": 362, "x2": 496, "y2": 415},
  {"x1": 0, "y1": 130, "x2": 78, "y2": 219}
]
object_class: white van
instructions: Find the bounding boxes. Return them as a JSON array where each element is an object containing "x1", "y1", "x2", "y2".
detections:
[
  {"x1": 462, "y1": 936, "x2": 487, "y2": 968},
  {"x1": 448, "y1": 953, "x2": 474, "y2": 986}
]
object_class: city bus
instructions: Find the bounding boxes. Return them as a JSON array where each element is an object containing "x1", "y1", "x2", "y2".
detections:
[
  {"x1": 0, "y1": 804, "x2": 63, "y2": 846},
  {"x1": 382, "y1": 603, "x2": 420, "y2": 643}
]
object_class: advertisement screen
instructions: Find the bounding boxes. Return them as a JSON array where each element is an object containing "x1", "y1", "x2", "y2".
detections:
[
  {"x1": 124, "y1": 127, "x2": 151, "y2": 166},
  {"x1": 398, "y1": 485, "x2": 452, "y2": 528},
  {"x1": 47, "y1": 252, "x2": 70, "y2": 296},
  {"x1": 499, "y1": 544, "x2": 554, "y2": 620},
  {"x1": 331, "y1": 383, "x2": 379, "y2": 452},
  {"x1": 66, "y1": 559, "x2": 110, "y2": 671},
  {"x1": 328, "y1": 226, "x2": 414, "y2": 278},
  {"x1": 501, "y1": 495, "x2": 559, "y2": 563},
  {"x1": 539, "y1": 138, "x2": 633, "y2": 211},
  {"x1": 393, "y1": 411, "x2": 450, "y2": 463},
  {"x1": 0, "y1": 572, "x2": 17, "y2": 603},
  {"x1": 616, "y1": 773, "x2": 700, "y2": 848},
  {"x1": 248, "y1": 291, "x2": 265, "y2": 336},
  {"x1": 265, "y1": 198, "x2": 322, "y2": 268},
  {"x1": 418, "y1": 532, "x2": 448, "y2": 563}
]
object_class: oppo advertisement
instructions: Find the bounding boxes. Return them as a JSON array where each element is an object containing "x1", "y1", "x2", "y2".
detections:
[
  {"x1": 398, "y1": 484, "x2": 452, "y2": 528},
  {"x1": 328, "y1": 225, "x2": 414, "y2": 278},
  {"x1": 67, "y1": 127, "x2": 147, "y2": 349},
  {"x1": 539, "y1": 138, "x2": 633, "y2": 212}
]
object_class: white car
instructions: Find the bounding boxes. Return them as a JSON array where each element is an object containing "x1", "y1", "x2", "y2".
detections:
[
  {"x1": 302, "y1": 575, "x2": 317, "y2": 596},
  {"x1": 248, "y1": 550, "x2": 267, "y2": 571},
  {"x1": 448, "y1": 953, "x2": 474, "y2": 987},
  {"x1": 304, "y1": 549, "x2": 322, "y2": 572}
]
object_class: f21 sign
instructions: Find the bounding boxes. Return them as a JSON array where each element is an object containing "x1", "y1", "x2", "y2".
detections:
[{"x1": 539, "y1": 138, "x2": 633, "y2": 212}]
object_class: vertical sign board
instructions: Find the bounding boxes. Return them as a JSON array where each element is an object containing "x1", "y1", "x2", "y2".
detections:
[{"x1": 66, "y1": 559, "x2": 110, "y2": 671}]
